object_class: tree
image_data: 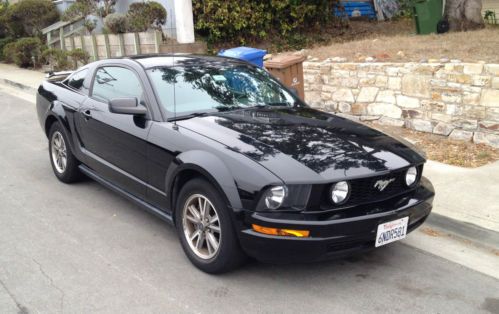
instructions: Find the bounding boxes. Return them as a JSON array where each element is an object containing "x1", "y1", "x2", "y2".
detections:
[
  {"x1": 445, "y1": 0, "x2": 484, "y2": 31},
  {"x1": 3, "y1": 0, "x2": 59, "y2": 38}
]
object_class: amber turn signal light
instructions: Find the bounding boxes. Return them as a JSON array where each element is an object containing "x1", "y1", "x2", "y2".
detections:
[{"x1": 252, "y1": 224, "x2": 310, "y2": 237}]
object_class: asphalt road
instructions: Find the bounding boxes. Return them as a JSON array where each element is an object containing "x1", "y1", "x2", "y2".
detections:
[{"x1": 0, "y1": 90, "x2": 498, "y2": 314}]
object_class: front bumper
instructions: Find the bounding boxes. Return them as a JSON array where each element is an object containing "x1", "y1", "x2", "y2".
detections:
[{"x1": 237, "y1": 177, "x2": 434, "y2": 263}]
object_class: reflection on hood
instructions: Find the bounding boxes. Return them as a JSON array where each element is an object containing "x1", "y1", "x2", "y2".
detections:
[{"x1": 178, "y1": 107, "x2": 425, "y2": 182}]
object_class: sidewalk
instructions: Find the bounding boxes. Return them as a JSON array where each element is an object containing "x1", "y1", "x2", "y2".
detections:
[
  {"x1": 0, "y1": 63, "x2": 45, "y2": 94},
  {"x1": 0, "y1": 62, "x2": 498, "y2": 246}
]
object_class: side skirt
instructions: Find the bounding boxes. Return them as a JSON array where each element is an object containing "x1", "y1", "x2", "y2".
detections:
[{"x1": 79, "y1": 165, "x2": 174, "y2": 225}]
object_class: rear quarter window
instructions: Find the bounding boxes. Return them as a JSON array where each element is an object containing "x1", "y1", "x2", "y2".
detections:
[{"x1": 66, "y1": 69, "x2": 89, "y2": 93}]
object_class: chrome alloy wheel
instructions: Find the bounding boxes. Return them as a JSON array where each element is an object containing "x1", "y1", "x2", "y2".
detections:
[
  {"x1": 182, "y1": 194, "x2": 222, "y2": 259},
  {"x1": 51, "y1": 131, "x2": 67, "y2": 174}
]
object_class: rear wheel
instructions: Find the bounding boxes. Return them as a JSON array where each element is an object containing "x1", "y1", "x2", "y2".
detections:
[
  {"x1": 48, "y1": 122, "x2": 81, "y2": 183},
  {"x1": 175, "y1": 178, "x2": 246, "y2": 273}
]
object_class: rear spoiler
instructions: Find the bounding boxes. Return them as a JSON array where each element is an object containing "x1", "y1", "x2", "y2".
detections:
[{"x1": 45, "y1": 70, "x2": 73, "y2": 80}]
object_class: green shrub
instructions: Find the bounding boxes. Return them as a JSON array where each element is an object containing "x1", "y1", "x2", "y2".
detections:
[
  {"x1": 12, "y1": 37, "x2": 43, "y2": 68},
  {"x1": 192, "y1": 0, "x2": 339, "y2": 46},
  {"x1": 3, "y1": 0, "x2": 59, "y2": 38},
  {"x1": 0, "y1": 37, "x2": 14, "y2": 61},
  {"x1": 41, "y1": 48, "x2": 71, "y2": 71},
  {"x1": 127, "y1": 1, "x2": 167, "y2": 32},
  {"x1": 105, "y1": 13, "x2": 129, "y2": 34},
  {"x1": 2, "y1": 41, "x2": 17, "y2": 63},
  {"x1": 67, "y1": 48, "x2": 90, "y2": 68}
]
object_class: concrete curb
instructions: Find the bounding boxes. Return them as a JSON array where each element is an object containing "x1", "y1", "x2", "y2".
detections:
[
  {"x1": 426, "y1": 213, "x2": 499, "y2": 250},
  {"x1": 0, "y1": 78, "x2": 37, "y2": 95}
]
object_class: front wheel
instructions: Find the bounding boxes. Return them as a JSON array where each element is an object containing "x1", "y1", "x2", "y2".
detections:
[{"x1": 175, "y1": 178, "x2": 246, "y2": 273}]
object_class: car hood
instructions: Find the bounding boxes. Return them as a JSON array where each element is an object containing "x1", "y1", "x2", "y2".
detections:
[{"x1": 177, "y1": 107, "x2": 425, "y2": 183}]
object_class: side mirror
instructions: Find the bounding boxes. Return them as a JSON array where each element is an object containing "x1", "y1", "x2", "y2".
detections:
[
  {"x1": 289, "y1": 87, "x2": 299, "y2": 96},
  {"x1": 109, "y1": 97, "x2": 147, "y2": 116}
]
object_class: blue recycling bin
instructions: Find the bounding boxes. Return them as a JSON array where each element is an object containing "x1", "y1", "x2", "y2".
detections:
[{"x1": 217, "y1": 47, "x2": 267, "y2": 67}]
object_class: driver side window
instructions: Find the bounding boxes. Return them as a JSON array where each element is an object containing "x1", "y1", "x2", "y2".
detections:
[{"x1": 91, "y1": 67, "x2": 143, "y2": 103}]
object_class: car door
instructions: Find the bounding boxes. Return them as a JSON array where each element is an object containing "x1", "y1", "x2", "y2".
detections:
[{"x1": 77, "y1": 66, "x2": 151, "y2": 198}]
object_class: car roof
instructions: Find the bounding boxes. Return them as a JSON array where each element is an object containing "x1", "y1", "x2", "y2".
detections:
[{"x1": 128, "y1": 54, "x2": 250, "y2": 69}]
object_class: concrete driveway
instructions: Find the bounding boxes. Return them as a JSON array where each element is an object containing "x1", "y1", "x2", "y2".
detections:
[{"x1": 0, "y1": 89, "x2": 498, "y2": 314}]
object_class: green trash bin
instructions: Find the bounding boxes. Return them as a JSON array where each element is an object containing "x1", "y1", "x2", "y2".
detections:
[{"x1": 413, "y1": 0, "x2": 443, "y2": 34}]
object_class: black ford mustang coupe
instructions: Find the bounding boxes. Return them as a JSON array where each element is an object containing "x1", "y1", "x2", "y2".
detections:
[{"x1": 36, "y1": 55, "x2": 434, "y2": 273}]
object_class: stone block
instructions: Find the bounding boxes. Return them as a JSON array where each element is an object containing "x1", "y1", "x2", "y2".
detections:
[
  {"x1": 338, "y1": 102, "x2": 351, "y2": 113},
  {"x1": 441, "y1": 93, "x2": 462, "y2": 103},
  {"x1": 332, "y1": 88, "x2": 355, "y2": 102},
  {"x1": 472, "y1": 75, "x2": 491, "y2": 87},
  {"x1": 386, "y1": 67, "x2": 400, "y2": 76},
  {"x1": 444, "y1": 64, "x2": 464, "y2": 72},
  {"x1": 463, "y1": 63, "x2": 484, "y2": 75},
  {"x1": 421, "y1": 100, "x2": 446, "y2": 113},
  {"x1": 340, "y1": 77, "x2": 359, "y2": 88},
  {"x1": 367, "y1": 103, "x2": 402, "y2": 119},
  {"x1": 446, "y1": 104, "x2": 464, "y2": 115},
  {"x1": 375, "y1": 75, "x2": 388, "y2": 87},
  {"x1": 447, "y1": 73, "x2": 472, "y2": 84},
  {"x1": 479, "y1": 120, "x2": 499, "y2": 131},
  {"x1": 335, "y1": 113, "x2": 360, "y2": 121},
  {"x1": 359, "y1": 77, "x2": 377, "y2": 86},
  {"x1": 407, "y1": 119, "x2": 433, "y2": 133},
  {"x1": 305, "y1": 91, "x2": 321, "y2": 104},
  {"x1": 473, "y1": 132, "x2": 499, "y2": 148},
  {"x1": 321, "y1": 92, "x2": 332, "y2": 100},
  {"x1": 388, "y1": 77, "x2": 401, "y2": 90},
  {"x1": 449, "y1": 129, "x2": 473, "y2": 141},
  {"x1": 402, "y1": 74, "x2": 431, "y2": 98},
  {"x1": 332, "y1": 70, "x2": 351, "y2": 78},
  {"x1": 402, "y1": 109, "x2": 424, "y2": 119},
  {"x1": 462, "y1": 92, "x2": 480, "y2": 105},
  {"x1": 351, "y1": 103, "x2": 368, "y2": 115},
  {"x1": 431, "y1": 92, "x2": 442, "y2": 101},
  {"x1": 377, "y1": 117, "x2": 405, "y2": 127},
  {"x1": 376, "y1": 90, "x2": 396, "y2": 104},
  {"x1": 492, "y1": 77, "x2": 499, "y2": 89},
  {"x1": 452, "y1": 118, "x2": 478, "y2": 131},
  {"x1": 463, "y1": 105, "x2": 486, "y2": 119},
  {"x1": 484, "y1": 64, "x2": 499, "y2": 75},
  {"x1": 357, "y1": 87, "x2": 379, "y2": 102},
  {"x1": 431, "y1": 113, "x2": 453, "y2": 123},
  {"x1": 433, "y1": 122, "x2": 454, "y2": 136},
  {"x1": 397, "y1": 95, "x2": 420, "y2": 108},
  {"x1": 481, "y1": 89, "x2": 499, "y2": 107},
  {"x1": 360, "y1": 115, "x2": 380, "y2": 121}
]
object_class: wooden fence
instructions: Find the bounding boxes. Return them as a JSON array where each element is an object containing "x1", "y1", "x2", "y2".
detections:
[{"x1": 62, "y1": 31, "x2": 207, "y2": 60}]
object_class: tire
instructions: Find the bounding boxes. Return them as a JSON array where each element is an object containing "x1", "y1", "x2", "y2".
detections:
[
  {"x1": 175, "y1": 178, "x2": 246, "y2": 273},
  {"x1": 48, "y1": 122, "x2": 81, "y2": 183}
]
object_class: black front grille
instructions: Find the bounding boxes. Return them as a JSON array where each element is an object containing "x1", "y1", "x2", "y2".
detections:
[{"x1": 307, "y1": 165, "x2": 422, "y2": 211}]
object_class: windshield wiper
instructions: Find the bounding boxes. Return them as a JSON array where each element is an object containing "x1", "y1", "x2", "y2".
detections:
[{"x1": 167, "y1": 112, "x2": 208, "y2": 122}]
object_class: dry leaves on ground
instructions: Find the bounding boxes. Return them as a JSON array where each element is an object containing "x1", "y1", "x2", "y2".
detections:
[{"x1": 366, "y1": 123, "x2": 499, "y2": 167}]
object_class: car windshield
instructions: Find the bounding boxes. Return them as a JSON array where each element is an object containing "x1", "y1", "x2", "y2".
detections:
[{"x1": 147, "y1": 64, "x2": 299, "y2": 118}]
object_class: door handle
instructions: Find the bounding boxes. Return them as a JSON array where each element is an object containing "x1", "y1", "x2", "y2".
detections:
[{"x1": 82, "y1": 109, "x2": 92, "y2": 119}]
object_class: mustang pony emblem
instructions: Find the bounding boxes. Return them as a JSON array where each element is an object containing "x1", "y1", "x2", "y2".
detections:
[{"x1": 374, "y1": 178, "x2": 395, "y2": 191}]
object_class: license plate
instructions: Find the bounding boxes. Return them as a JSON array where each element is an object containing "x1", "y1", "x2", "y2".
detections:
[{"x1": 375, "y1": 217, "x2": 409, "y2": 247}]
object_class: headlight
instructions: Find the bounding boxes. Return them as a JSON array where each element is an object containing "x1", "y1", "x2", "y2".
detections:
[
  {"x1": 264, "y1": 185, "x2": 287, "y2": 209},
  {"x1": 331, "y1": 181, "x2": 350, "y2": 204},
  {"x1": 405, "y1": 166, "x2": 418, "y2": 186}
]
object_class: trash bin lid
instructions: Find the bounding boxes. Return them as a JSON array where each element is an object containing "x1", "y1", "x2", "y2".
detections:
[
  {"x1": 218, "y1": 47, "x2": 267, "y2": 61},
  {"x1": 264, "y1": 55, "x2": 306, "y2": 69}
]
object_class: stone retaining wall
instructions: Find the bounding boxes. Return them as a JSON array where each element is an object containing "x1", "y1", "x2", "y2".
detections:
[{"x1": 303, "y1": 61, "x2": 499, "y2": 148}]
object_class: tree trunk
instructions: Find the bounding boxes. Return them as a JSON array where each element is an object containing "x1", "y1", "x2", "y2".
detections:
[{"x1": 445, "y1": 0, "x2": 485, "y2": 31}]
